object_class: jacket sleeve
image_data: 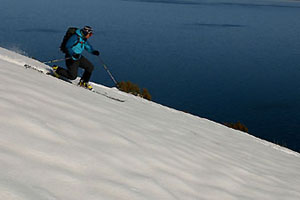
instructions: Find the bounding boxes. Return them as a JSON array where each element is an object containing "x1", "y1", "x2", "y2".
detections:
[{"x1": 84, "y1": 40, "x2": 95, "y2": 53}]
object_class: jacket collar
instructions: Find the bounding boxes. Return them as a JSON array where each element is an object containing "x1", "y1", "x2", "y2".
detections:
[{"x1": 76, "y1": 29, "x2": 87, "y2": 40}]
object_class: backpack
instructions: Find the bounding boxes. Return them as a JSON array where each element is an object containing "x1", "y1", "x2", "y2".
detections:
[{"x1": 59, "y1": 27, "x2": 79, "y2": 54}]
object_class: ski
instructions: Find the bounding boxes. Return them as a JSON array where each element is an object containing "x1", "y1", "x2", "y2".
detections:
[
  {"x1": 24, "y1": 64, "x2": 125, "y2": 102},
  {"x1": 46, "y1": 71, "x2": 73, "y2": 84},
  {"x1": 91, "y1": 90, "x2": 125, "y2": 102},
  {"x1": 24, "y1": 64, "x2": 45, "y2": 73}
]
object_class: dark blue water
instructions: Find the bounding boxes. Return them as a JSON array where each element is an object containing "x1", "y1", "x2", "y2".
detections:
[{"x1": 1, "y1": 0, "x2": 300, "y2": 152}]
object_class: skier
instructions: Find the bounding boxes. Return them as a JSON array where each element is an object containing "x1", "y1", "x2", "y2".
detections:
[{"x1": 53, "y1": 26, "x2": 100, "y2": 90}]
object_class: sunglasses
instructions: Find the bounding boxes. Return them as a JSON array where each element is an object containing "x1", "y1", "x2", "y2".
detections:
[{"x1": 85, "y1": 32, "x2": 93, "y2": 38}]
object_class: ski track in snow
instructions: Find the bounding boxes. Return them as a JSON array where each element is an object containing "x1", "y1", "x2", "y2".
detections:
[{"x1": 1, "y1": 47, "x2": 300, "y2": 200}]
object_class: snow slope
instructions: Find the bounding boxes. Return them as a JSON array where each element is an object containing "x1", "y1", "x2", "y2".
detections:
[{"x1": 0, "y1": 46, "x2": 300, "y2": 200}]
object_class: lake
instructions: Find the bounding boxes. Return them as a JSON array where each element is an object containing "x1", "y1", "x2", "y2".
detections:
[{"x1": 1, "y1": 0, "x2": 300, "y2": 152}]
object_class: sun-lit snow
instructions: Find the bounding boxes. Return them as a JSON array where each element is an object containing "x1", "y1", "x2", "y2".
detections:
[{"x1": 0, "y1": 47, "x2": 300, "y2": 200}]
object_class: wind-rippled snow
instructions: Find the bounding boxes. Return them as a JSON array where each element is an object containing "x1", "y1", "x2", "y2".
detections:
[{"x1": 0, "y1": 47, "x2": 300, "y2": 200}]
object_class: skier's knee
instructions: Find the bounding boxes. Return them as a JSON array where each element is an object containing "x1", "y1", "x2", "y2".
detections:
[
  {"x1": 87, "y1": 64, "x2": 94, "y2": 72},
  {"x1": 69, "y1": 73, "x2": 77, "y2": 80}
]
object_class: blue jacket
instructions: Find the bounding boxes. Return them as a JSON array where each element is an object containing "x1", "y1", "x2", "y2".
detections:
[{"x1": 66, "y1": 29, "x2": 95, "y2": 60}]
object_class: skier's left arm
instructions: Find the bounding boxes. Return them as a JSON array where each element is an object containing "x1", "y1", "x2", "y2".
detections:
[{"x1": 85, "y1": 41, "x2": 100, "y2": 56}]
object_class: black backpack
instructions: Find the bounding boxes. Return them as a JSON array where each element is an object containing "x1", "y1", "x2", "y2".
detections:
[{"x1": 59, "y1": 27, "x2": 79, "y2": 53}]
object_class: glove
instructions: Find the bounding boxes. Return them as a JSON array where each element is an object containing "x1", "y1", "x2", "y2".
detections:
[
  {"x1": 92, "y1": 50, "x2": 100, "y2": 56},
  {"x1": 72, "y1": 54, "x2": 80, "y2": 59}
]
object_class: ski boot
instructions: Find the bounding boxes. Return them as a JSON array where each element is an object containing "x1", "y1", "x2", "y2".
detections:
[
  {"x1": 52, "y1": 65, "x2": 60, "y2": 78},
  {"x1": 78, "y1": 79, "x2": 93, "y2": 90}
]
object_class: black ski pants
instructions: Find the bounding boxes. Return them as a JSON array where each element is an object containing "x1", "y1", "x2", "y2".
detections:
[{"x1": 56, "y1": 55, "x2": 94, "y2": 82}]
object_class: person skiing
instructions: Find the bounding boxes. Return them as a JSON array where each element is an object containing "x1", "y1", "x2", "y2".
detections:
[{"x1": 53, "y1": 26, "x2": 100, "y2": 90}]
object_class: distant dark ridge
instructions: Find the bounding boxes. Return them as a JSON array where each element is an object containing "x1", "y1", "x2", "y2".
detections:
[
  {"x1": 17, "y1": 28, "x2": 61, "y2": 33},
  {"x1": 122, "y1": 0, "x2": 300, "y2": 9},
  {"x1": 186, "y1": 23, "x2": 245, "y2": 28}
]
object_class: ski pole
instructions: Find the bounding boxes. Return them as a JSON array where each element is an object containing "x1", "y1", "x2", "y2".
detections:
[
  {"x1": 42, "y1": 57, "x2": 71, "y2": 64},
  {"x1": 98, "y1": 56, "x2": 118, "y2": 86}
]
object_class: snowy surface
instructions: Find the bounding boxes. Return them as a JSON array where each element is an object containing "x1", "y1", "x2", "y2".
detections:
[{"x1": 0, "y1": 46, "x2": 300, "y2": 200}]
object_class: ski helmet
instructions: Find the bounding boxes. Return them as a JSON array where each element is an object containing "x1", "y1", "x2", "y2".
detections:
[{"x1": 81, "y1": 26, "x2": 93, "y2": 37}]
